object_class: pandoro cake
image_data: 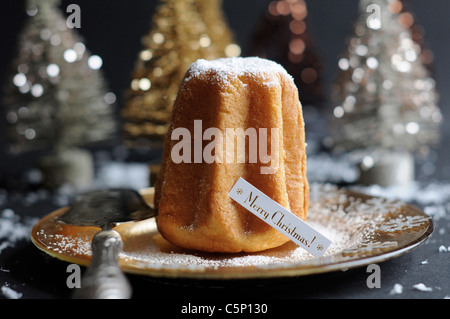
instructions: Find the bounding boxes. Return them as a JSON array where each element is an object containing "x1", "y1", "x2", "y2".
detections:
[{"x1": 154, "y1": 57, "x2": 309, "y2": 253}]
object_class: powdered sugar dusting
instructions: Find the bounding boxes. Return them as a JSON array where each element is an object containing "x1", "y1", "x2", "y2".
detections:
[
  {"x1": 122, "y1": 218, "x2": 353, "y2": 271},
  {"x1": 184, "y1": 57, "x2": 292, "y2": 86},
  {"x1": 35, "y1": 183, "x2": 430, "y2": 276},
  {"x1": 119, "y1": 184, "x2": 406, "y2": 271},
  {"x1": 35, "y1": 229, "x2": 92, "y2": 257}
]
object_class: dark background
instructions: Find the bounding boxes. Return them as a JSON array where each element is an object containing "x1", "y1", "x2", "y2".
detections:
[{"x1": 0, "y1": 0, "x2": 449, "y2": 182}]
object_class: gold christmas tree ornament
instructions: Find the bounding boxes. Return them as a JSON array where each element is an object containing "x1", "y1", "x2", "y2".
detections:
[{"x1": 122, "y1": 0, "x2": 240, "y2": 147}]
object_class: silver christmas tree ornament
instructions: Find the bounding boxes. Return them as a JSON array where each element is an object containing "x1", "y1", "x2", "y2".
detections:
[
  {"x1": 329, "y1": 0, "x2": 442, "y2": 186},
  {"x1": 2, "y1": 0, "x2": 118, "y2": 189}
]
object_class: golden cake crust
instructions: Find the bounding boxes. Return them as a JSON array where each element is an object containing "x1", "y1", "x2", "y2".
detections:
[{"x1": 154, "y1": 57, "x2": 309, "y2": 253}]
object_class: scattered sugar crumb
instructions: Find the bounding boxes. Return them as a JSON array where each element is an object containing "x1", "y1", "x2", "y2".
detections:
[
  {"x1": 0, "y1": 208, "x2": 39, "y2": 253},
  {"x1": 389, "y1": 283, "x2": 403, "y2": 295},
  {"x1": 438, "y1": 245, "x2": 447, "y2": 252},
  {"x1": 1, "y1": 284, "x2": 23, "y2": 299},
  {"x1": 413, "y1": 283, "x2": 433, "y2": 292}
]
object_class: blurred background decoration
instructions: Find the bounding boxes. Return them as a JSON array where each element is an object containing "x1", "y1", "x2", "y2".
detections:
[
  {"x1": 246, "y1": 0, "x2": 326, "y2": 153},
  {"x1": 0, "y1": 0, "x2": 448, "y2": 193},
  {"x1": 246, "y1": 0, "x2": 324, "y2": 109},
  {"x1": 396, "y1": 0, "x2": 435, "y2": 71},
  {"x1": 1, "y1": 0, "x2": 117, "y2": 190},
  {"x1": 327, "y1": 0, "x2": 442, "y2": 187},
  {"x1": 121, "y1": 0, "x2": 240, "y2": 149}
]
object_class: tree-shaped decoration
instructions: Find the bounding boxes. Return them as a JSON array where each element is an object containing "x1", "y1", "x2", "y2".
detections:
[
  {"x1": 2, "y1": 0, "x2": 117, "y2": 188},
  {"x1": 122, "y1": 0, "x2": 240, "y2": 147},
  {"x1": 393, "y1": 0, "x2": 435, "y2": 70},
  {"x1": 195, "y1": 0, "x2": 241, "y2": 58},
  {"x1": 329, "y1": 0, "x2": 442, "y2": 154},
  {"x1": 328, "y1": 0, "x2": 442, "y2": 186},
  {"x1": 246, "y1": 0, "x2": 324, "y2": 109}
]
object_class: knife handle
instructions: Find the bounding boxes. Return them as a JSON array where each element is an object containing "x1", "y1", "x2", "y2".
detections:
[{"x1": 72, "y1": 230, "x2": 132, "y2": 299}]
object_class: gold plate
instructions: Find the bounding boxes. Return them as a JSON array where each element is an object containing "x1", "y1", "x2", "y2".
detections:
[{"x1": 31, "y1": 185, "x2": 433, "y2": 280}]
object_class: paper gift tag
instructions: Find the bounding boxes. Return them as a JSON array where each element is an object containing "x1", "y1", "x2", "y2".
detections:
[{"x1": 229, "y1": 178, "x2": 331, "y2": 257}]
